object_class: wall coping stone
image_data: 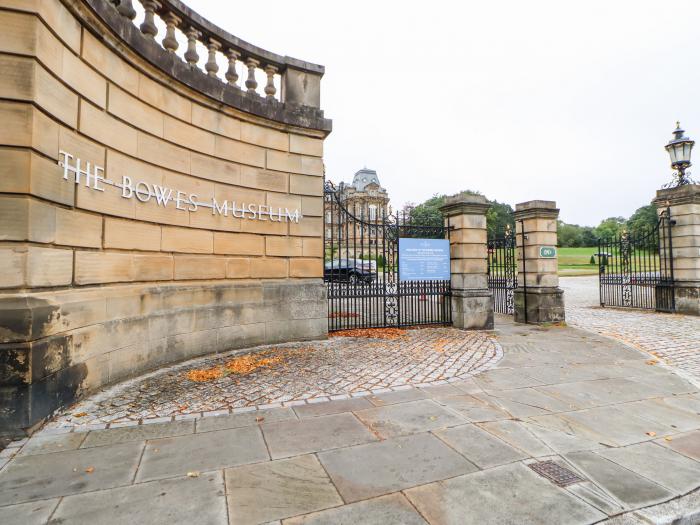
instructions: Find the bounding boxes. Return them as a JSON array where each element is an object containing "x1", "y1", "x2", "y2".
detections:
[
  {"x1": 514, "y1": 200, "x2": 559, "y2": 220},
  {"x1": 440, "y1": 193, "x2": 490, "y2": 217},
  {"x1": 654, "y1": 184, "x2": 700, "y2": 207}
]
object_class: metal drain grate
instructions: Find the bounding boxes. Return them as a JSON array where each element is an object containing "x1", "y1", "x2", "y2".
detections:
[{"x1": 528, "y1": 460, "x2": 585, "y2": 487}]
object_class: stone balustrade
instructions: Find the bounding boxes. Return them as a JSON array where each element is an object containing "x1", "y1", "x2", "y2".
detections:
[{"x1": 91, "y1": 0, "x2": 329, "y2": 128}]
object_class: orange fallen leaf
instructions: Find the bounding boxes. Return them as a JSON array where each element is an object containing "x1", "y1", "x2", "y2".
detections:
[
  {"x1": 73, "y1": 412, "x2": 88, "y2": 418},
  {"x1": 85, "y1": 466, "x2": 94, "y2": 474},
  {"x1": 646, "y1": 431, "x2": 656, "y2": 437},
  {"x1": 330, "y1": 328, "x2": 408, "y2": 340},
  {"x1": 185, "y1": 367, "x2": 223, "y2": 382},
  {"x1": 645, "y1": 360, "x2": 658, "y2": 365},
  {"x1": 255, "y1": 416, "x2": 265, "y2": 423}
]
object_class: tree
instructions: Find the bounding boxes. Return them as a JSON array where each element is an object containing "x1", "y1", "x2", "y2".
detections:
[
  {"x1": 594, "y1": 217, "x2": 626, "y2": 240},
  {"x1": 407, "y1": 191, "x2": 514, "y2": 236},
  {"x1": 627, "y1": 204, "x2": 657, "y2": 238}
]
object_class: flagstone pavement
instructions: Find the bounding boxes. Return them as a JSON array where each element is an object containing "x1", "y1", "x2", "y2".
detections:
[{"x1": 1, "y1": 315, "x2": 699, "y2": 524}]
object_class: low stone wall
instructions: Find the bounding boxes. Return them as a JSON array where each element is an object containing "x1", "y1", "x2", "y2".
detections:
[
  {"x1": 0, "y1": 0, "x2": 331, "y2": 436},
  {"x1": 1, "y1": 279, "x2": 326, "y2": 434}
]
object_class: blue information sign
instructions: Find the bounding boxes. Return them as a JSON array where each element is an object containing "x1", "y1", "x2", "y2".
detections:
[{"x1": 399, "y1": 238, "x2": 451, "y2": 281}]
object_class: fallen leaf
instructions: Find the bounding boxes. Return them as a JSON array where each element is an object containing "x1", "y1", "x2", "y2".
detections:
[
  {"x1": 429, "y1": 416, "x2": 438, "y2": 421},
  {"x1": 73, "y1": 412, "x2": 88, "y2": 418},
  {"x1": 187, "y1": 471, "x2": 200, "y2": 478},
  {"x1": 646, "y1": 431, "x2": 656, "y2": 437},
  {"x1": 255, "y1": 416, "x2": 265, "y2": 423},
  {"x1": 84, "y1": 466, "x2": 94, "y2": 474},
  {"x1": 664, "y1": 437, "x2": 673, "y2": 442},
  {"x1": 645, "y1": 360, "x2": 658, "y2": 365}
]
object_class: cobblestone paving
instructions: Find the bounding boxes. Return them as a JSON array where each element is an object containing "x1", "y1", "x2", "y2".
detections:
[
  {"x1": 562, "y1": 275, "x2": 700, "y2": 385},
  {"x1": 48, "y1": 327, "x2": 501, "y2": 430}
]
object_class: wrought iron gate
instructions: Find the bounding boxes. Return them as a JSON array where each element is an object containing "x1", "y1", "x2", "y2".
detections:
[
  {"x1": 324, "y1": 182, "x2": 451, "y2": 331},
  {"x1": 598, "y1": 208, "x2": 675, "y2": 312},
  {"x1": 487, "y1": 226, "x2": 517, "y2": 314}
]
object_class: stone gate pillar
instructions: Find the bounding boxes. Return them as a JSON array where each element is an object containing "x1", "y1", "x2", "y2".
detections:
[
  {"x1": 513, "y1": 200, "x2": 565, "y2": 323},
  {"x1": 440, "y1": 194, "x2": 493, "y2": 330},
  {"x1": 654, "y1": 184, "x2": 700, "y2": 315}
]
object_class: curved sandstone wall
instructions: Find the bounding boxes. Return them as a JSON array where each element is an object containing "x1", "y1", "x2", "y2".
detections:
[{"x1": 0, "y1": 0, "x2": 330, "y2": 435}]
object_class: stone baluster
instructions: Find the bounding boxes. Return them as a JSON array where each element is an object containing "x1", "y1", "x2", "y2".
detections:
[
  {"x1": 225, "y1": 49, "x2": 240, "y2": 86},
  {"x1": 138, "y1": 0, "x2": 161, "y2": 39},
  {"x1": 161, "y1": 12, "x2": 181, "y2": 53},
  {"x1": 117, "y1": 0, "x2": 137, "y2": 20},
  {"x1": 205, "y1": 38, "x2": 221, "y2": 78},
  {"x1": 184, "y1": 27, "x2": 201, "y2": 67},
  {"x1": 264, "y1": 65, "x2": 277, "y2": 99},
  {"x1": 245, "y1": 58, "x2": 259, "y2": 93}
]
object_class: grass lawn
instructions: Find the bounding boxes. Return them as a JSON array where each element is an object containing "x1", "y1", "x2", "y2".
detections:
[{"x1": 558, "y1": 246, "x2": 598, "y2": 276}]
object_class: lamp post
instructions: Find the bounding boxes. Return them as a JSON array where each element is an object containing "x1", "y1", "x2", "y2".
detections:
[{"x1": 665, "y1": 122, "x2": 695, "y2": 186}]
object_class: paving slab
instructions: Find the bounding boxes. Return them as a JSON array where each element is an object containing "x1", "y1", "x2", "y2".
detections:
[
  {"x1": 19, "y1": 432, "x2": 87, "y2": 456},
  {"x1": 225, "y1": 454, "x2": 342, "y2": 524},
  {"x1": 566, "y1": 481, "x2": 626, "y2": 516},
  {"x1": 196, "y1": 407, "x2": 295, "y2": 433},
  {"x1": 434, "y1": 423, "x2": 527, "y2": 468},
  {"x1": 318, "y1": 432, "x2": 477, "y2": 503},
  {"x1": 596, "y1": 441, "x2": 700, "y2": 493},
  {"x1": 473, "y1": 367, "x2": 545, "y2": 390},
  {"x1": 521, "y1": 417, "x2": 608, "y2": 454},
  {"x1": 293, "y1": 398, "x2": 372, "y2": 418},
  {"x1": 430, "y1": 394, "x2": 511, "y2": 422},
  {"x1": 136, "y1": 426, "x2": 268, "y2": 482},
  {"x1": 614, "y1": 398, "x2": 700, "y2": 433},
  {"x1": 0, "y1": 498, "x2": 59, "y2": 525},
  {"x1": 262, "y1": 412, "x2": 377, "y2": 459},
  {"x1": 418, "y1": 384, "x2": 464, "y2": 398},
  {"x1": 479, "y1": 420, "x2": 554, "y2": 457},
  {"x1": 485, "y1": 387, "x2": 576, "y2": 414},
  {"x1": 564, "y1": 451, "x2": 673, "y2": 509},
  {"x1": 657, "y1": 430, "x2": 700, "y2": 461},
  {"x1": 629, "y1": 371, "x2": 699, "y2": 395},
  {"x1": 0, "y1": 442, "x2": 143, "y2": 505},
  {"x1": 536, "y1": 377, "x2": 667, "y2": 410},
  {"x1": 366, "y1": 388, "x2": 427, "y2": 406},
  {"x1": 354, "y1": 399, "x2": 466, "y2": 439},
  {"x1": 661, "y1": 394, "x2": 700, "y2": 415},
  {"x1": 449, "y1": 378, "x2": 484, "y2": 394},
  {"x1": 82, "y1": 420, "x2": 195, "y2": 448},
  {"x1": 521, "y1": 364, "x2": 611, "y2": 384},
  {"x1": 405, "y1": 462, "x2": 605, "y2": 525},
  {"x1": 283, "y1": 493, "x2": 428, "y2": 524},
  {"x1": 51, "y1": 470, "x2": 227, "y2": 524},
  {"x1": 559, "y1": 405, "x2": 674, "y2": 446}
]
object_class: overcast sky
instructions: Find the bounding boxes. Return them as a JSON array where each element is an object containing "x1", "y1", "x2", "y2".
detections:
[{"x1": 187, "y1": 0, "x2": 700, "y2": 226}]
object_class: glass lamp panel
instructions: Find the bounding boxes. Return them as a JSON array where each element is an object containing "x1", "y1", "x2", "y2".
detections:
[
  {"x1": 683, "y1": 141, "x2": 693, "y2": 162},
  {"x1": 668, "y1": 144, "x2": 678, "y2": 164}
]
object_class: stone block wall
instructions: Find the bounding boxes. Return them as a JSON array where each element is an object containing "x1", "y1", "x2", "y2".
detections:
[{"x1": 0, "y1": 0, "x2": 331, "y2": 435}]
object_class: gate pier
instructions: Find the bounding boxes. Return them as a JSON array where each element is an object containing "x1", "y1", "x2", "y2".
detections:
[
  {"x1": 654, "y1": 184, "x2": 700, "y2": 316},
  {"x1": 440, "y1": 194, "x2": 494, "y2": 330},
  {"x1": 514, "y1": 201, "x2": 565, "y2": 324}
]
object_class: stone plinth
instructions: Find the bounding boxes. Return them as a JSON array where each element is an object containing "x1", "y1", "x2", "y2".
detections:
[
  {"x1": 513, "y1": 200, "x2": 565, "y2": 324},
  {"x1": 440, "y1": 194, "x2": 493, "y2": 330},
  {"x1": 654, "y1": 184, "x2": 700, "y2": 316}
]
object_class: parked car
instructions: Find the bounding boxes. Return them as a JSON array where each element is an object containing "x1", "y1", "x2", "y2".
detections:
[{"x1": 324, "y1": 259, "x2": 376, "y2": 283}]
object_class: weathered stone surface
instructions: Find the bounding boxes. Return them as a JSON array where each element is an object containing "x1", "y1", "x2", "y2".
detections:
[
  {"x1": 354, "y1": 399, "x2": 467, "y2": 438},
  {"x1": 81, "y1": 420, "x2": 194, "y2": 448},
  {"x1": 0, "y1": 498, "x2": 59, "y2": 525},
  {"x1": 405, "y1": 462, "x2": 605, "y2": 525},
  {"x1": 0, "y1": 442, "x2": 143, "y2": 505},
  {"x1": 136, "y1": 426, "x2": 268, "y2": 482},
  {"x1": 51, "y1": 471, "x2": 228, "y2": 525},
  {"x1": 262, "y1": 412, "x2": 377, "y2": 459},
  {"x1": 284, "y1": 493, "x2": 427, "y2": 524},
  {"x1": 318, "y1": 433, "x2": 477, "y2": 502},
  {"x1": 225, "y1": 454, "x2": 342, "y2": 523},
  {"x1": 434, "y1": 423, "x2": 528, "y2": 468}
]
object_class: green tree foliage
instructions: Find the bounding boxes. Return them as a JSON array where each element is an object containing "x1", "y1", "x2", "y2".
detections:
[
  {"x1": 407, "y1": 192, "x2": 514, "y2": 237},
  {"x1": 594, "y1": 217, "x2": 626, "y2": 240},
  {"x1": 406, "y1": 195, "x2": 658, "y2": 247},
  {"x1": 626, "y1": 204, "x2": 658, "y2": 238}
]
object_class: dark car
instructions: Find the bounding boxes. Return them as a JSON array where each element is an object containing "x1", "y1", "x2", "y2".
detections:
[{"x1": 324, "y1": 259, "x2": 376, "y2": 283}]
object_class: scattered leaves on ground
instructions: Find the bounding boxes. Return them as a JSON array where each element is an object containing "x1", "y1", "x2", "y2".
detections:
[
  {"x1": 185, "y1": 367, "x2": 224, "y2": 382},
  {"x1": 330, "y1": 328, "x2": 408, "y2": 340},
  {"x1": 224, "y1": 354, "x2": 283, "y2": 375},
  {"x1": 73, "y1": 412, "x2": 87, "y2": 418}
]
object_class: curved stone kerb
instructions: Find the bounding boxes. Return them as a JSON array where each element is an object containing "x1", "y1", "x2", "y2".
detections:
[{"x1": 81, "y1": 0, "x2": 331, "y2": 131}]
